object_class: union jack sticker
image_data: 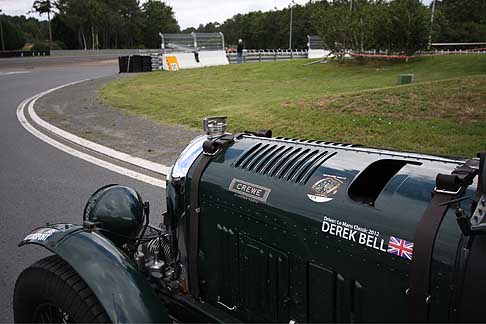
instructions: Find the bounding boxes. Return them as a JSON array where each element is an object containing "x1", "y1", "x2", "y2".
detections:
[{"x1": 387, "y1": 236, "x2": 414, "y2": 260}]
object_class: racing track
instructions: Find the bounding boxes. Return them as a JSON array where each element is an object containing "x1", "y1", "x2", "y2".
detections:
[{"x1": 0, "y1": 58, "x2": 168, "y2": 322}]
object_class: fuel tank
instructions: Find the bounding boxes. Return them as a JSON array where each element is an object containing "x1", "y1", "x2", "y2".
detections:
[{"x1": 169, "y1": 133, "x2": 481, "y2": 323}]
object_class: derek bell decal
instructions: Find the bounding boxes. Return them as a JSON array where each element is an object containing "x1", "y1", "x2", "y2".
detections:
[
  {"x1": 321, "y1": 216, "x2": 414, "y2": 261},
  {"x1": 229, "y1": 179, "x2": 271, "y2": 203}
]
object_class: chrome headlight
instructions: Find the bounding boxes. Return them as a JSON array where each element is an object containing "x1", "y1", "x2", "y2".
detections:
[{"x1": 170, "y1": 135, "x2": 206, "y2": 180}]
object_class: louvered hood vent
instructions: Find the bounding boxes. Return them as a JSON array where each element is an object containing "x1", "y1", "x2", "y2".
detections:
[{"x1": 233, "y1": 143, "x2": 335, "y2": 184}]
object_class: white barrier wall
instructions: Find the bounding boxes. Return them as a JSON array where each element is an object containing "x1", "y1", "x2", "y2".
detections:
[
  {"x1": 164, "y1": 53, "x2": 201, "y2": 70},
  {"x1": 162, "y1": 50, "x2": 229, "y2": 70},
  {"x1": 308, "y1": 49, "x2": 331, "y2": 59},
  {"x1": 199, "y1": 50, "x2": 229, "y2": 67}
]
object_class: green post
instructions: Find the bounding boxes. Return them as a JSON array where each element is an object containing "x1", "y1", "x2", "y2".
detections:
[{"x1": 398, "y1": 74, "x2": 415, "y2": 85}]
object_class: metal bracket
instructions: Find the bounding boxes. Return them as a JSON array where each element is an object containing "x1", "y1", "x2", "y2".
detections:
[
  {"x1": 216, "y1": 296, "x2": 237, "y2": 311},
  {"x1": 434, "y1": 186, "x2": 461, "y2": 195},
  {"x1": 456, "y1": 194, "x2": 486, "y2": 236}
]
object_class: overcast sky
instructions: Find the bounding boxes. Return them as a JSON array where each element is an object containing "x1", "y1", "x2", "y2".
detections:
[{"x1": 0, "y1": 0, "x2": 432, "y2": 29}]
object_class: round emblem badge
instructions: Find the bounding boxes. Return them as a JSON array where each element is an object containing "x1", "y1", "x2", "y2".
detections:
[{"x1": 307, "y1": 175, "x2": 345, "y2": 203}]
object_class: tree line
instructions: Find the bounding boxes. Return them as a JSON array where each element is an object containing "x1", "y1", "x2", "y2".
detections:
[
  {"x1": 0, "y1": 0, "x2": 179, "y2": 51},
  {"x1": 0, "y1": 0, "x2": 484, "y2": 54},
  {"x1": 190, "y1": 0, "x2": 485, "y2": 55}
]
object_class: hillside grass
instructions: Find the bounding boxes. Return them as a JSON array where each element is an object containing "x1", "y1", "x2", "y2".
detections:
[{"x1": 100, "y1": 55, "x2": 486, "y2": 157}]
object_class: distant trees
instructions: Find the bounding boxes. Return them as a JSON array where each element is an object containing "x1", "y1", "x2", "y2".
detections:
[
  {"x1": 433, "y1": 0, "x2": 486, "y2": 43},
  {"x1": 3, "y1": 14, "x2": 48, "y2": 46},
  {"x1": 0, "y1": 18, "x2": 26, "y2": 50},
  {"x1": 54, "y1": 0, "x2": 144, "y2": 49},
  {"x1": 32, "y1": 0, "x2": 54, "y2": 48},
  {"x1": 312, "y1": 0, "x2": 429, "y2": 55},
  {"x1": 387, "y1": 0, "x2": 429, "y2": 54},
  {"x1": 193, "y1": 4, "x2": 320, "y2": 50},
  {"x1": 190, "y1": 0, "x2": 432, "y2": 54},
  {"x1": 192, "y1": 0, "x2": 483, "y2": 54},
  {"x1": 1, "y1": 0, "x2": 483, "y2": 52},
  {"x1": 47, "y1": 0, "x2": 179, "y2": 49},
  {"x1": 142, "y1": 0, "x2": 180, "y2": 48}
]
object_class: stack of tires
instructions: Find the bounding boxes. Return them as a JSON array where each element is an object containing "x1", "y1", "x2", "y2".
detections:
[{"x1": 118, "y1": 55, "x2": 153, "y2": 73}]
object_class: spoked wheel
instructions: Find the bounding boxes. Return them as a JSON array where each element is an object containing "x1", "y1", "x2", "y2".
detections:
[
  {"x1": 33, "y1": 303, "x2": 74, "y2": 323},
  {"x1": 14, "y1": 255, "x2": 110, "y2": 323}
]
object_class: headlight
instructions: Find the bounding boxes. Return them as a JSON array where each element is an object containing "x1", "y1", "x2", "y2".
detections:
[{"x1": 170, "y1": 135, "x2": 206, "y2": 179}]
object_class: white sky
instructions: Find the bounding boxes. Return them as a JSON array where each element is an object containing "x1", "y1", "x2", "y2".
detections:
[{"x1": 0, "y1": 0, "x2": 433, "y2": 29}]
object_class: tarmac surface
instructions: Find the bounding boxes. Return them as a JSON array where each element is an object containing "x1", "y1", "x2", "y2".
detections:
[{"x1": 0, "y1": 57, "x2": 179, "y2": 322}]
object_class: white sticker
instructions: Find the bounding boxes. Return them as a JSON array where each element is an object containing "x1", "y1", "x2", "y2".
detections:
[
  {"x1": 321, "y1": 216, "x2": 387, "y2": 252},
  {"x1": 24, "y1": 228, "x2": 59, "y2": 242},
  {"x1": 307, "y1": 194, "x2": 334, "y2": 203}
]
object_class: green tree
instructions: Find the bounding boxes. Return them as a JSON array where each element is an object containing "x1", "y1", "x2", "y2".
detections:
[
  {"x1": 1, "y1": 18, "x2": 26, "y2": 50},
  {"x1": 55, "y1": 0, "x2": 145, "y2": 49},
  {"x1": 142, "y1": 0, "x2": 179, "y2": 48},
  {"x1": 434, "y1": 0, "x2": 486, "y2": 43},
  {"x1": 313, "y1": 0, "x2": 429, "y2": 55},
  {"x1": 32, "y1": 0, "x2": 54, "y2": 48},
  {"x1": 387, "y1": 0, "x2": 429, "y2": 54},
  {"x1": 51, "y1": 14, "x2": 76, "y2": 48}
]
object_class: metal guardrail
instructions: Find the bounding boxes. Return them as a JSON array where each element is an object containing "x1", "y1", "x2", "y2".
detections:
[
  {"x1": 0, "y1": 50, "x2": 50, "y2": 58},
  {"x1": 357, "y1": 49, "x2": 486, "y2": 56},
  {"x1": 50, "y1": 49, "x2": 162, "y2": 57},
  {"x1": 226, "y1": 49, "x2": 308, "y2": 63}
]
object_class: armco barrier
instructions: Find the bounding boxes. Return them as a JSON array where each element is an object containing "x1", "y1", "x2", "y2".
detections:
[
  {"x1": 227, "y1": 49, "x2": 308, "y2": 63},
  {"x1": 51, "y1": 49, "x2": 162, "y2": 57}
]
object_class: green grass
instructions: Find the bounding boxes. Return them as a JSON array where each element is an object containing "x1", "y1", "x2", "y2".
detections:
[{"x1": 100, "y1": 55, "x2": 486, "y2": 156}]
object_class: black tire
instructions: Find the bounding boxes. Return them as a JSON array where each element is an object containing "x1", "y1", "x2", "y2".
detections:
[{"x1": 13, "y1": 255, "x2": 110, "y2": 323}]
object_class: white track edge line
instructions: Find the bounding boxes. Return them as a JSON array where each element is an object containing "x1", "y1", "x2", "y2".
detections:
[
  {"x1": 17, "y1": 93, "x2": 166, "y2": 189},
  {"x1": 0, "y1": 71, "x2": 32, "y2": 76},
  {"x1": 28, "y1": 79, "x2": 171, "y2": 175}
]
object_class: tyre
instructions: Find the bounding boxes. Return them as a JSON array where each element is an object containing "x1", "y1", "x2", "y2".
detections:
[{"x1": 13, "y1": 255, "x2": 110, "y2": 323}]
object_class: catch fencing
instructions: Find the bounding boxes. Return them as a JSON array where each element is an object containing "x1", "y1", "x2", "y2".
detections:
[{"x1": 159, "y1": 32, "x2": 229, "y2": 69}]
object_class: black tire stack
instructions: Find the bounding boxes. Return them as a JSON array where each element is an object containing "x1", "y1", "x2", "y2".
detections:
[{"x1": 118, "y1": 55, "x2": 153, "y2": 73}]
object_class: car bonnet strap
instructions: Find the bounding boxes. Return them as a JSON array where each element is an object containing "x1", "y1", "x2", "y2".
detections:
[
  {"x1": 408, "y1": 158, "x2": 478, "y2": 322},
  {"x1": 187, "y1": 134, "x2": 240, "y2": 298}
]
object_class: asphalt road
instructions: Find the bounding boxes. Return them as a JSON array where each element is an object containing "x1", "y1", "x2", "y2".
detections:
[{"x1": 0, "y1": 58, "x2": 167, "y2": 322}]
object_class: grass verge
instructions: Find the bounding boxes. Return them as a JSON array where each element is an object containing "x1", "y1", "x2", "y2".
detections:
[{"x1": 100, "y1": 55, "x2": 486, "y2": 156}]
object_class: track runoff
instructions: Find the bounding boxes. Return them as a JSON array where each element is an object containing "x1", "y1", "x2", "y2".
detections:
[{"x1": 16, "y1": 80, "x2": 170, "y2": 189}]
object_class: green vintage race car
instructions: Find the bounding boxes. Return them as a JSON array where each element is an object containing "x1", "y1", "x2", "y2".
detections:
[{"x1": 14, "y1": 117, "x2": 486, "y2": 323}]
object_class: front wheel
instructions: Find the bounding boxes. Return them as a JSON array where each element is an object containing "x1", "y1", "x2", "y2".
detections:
[{"x1": 14, "y1": 255, "x2": 110, "y2": 323}]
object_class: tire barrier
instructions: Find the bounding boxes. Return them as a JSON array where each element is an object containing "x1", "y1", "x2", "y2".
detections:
[{"x1": 118, "y1": 55, "x2": 152, "y2": 73}]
